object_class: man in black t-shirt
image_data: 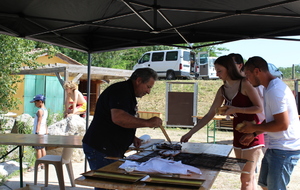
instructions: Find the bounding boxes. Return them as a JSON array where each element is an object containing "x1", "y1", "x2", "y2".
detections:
[{"x1": 82, "y1": 68, "x2": 162, "y2": 189}]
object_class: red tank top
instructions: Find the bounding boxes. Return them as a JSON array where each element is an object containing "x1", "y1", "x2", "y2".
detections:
[{"x1": 222, "y1": 80, "x2": 264, "y2": 149}]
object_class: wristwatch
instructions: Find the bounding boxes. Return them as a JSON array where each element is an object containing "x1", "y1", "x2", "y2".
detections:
[{"x1": 253, "y1": 132, "x2": 257, "y2": 137}]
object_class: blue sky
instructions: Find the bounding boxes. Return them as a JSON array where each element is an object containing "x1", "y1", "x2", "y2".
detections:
[{"x1": 218, "y1": 38, "x2": 300, "y2": 68}]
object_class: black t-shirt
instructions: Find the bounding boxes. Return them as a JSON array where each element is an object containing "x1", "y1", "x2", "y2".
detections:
[{"x1": 82, "y1": 80, "x2": 137, "y2": 157}]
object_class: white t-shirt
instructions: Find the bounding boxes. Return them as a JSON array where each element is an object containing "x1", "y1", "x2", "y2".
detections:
[
  {"x1": 264, "y1": 78, "x2": 300, "y2": 150},
  {"x1": 32, "y1": 108, "x2": 48, "y2": 135},
  {"x1": 255, "y1": 85, "x2": 265, "y2": 123}
]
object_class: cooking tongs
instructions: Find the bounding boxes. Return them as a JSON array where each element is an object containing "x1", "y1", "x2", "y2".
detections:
[{"x1": 159, "y1": 125, "x2": 172, "y2": 144}]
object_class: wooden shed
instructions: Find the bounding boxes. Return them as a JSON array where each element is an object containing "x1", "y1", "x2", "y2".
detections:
[{"x1": 12, "y1": 53, "x2": 133, "y2": 116}]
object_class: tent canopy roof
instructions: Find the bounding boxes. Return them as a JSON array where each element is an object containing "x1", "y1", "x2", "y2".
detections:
[{"x1": 0, "y1": 0, "x2": 300, "y2": 53}]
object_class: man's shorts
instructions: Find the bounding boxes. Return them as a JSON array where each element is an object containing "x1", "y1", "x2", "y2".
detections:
[
  {"x1": 33, "y1": 146, "x2": 45, "y2": 150},
  {"x1": 258, "y1": 148, "x2": 300, "y2": 190}
]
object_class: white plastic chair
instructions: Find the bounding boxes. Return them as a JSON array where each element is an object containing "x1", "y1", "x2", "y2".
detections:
[{"x1": 34, "y1": 148, "x2": 75, "y2": 190}]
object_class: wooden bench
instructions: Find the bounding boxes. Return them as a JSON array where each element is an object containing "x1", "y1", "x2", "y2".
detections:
[
  {"x1": 137, "y1": 111, "x2": 161, "y2": 119},
  {"x1": 216, "y1": 120, "x2": 233, "y2": 130}
]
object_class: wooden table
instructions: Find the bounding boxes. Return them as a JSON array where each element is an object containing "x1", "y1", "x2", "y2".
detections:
[
  {"x1": 0, "y1": 133, "x2": 83, "y2": 187},
  {"x1": 193, "y1": 116, "x2": 233, "y2": 143},
  {"x1": 75, "y1": 143, "x2": 233, "y2": 190}
]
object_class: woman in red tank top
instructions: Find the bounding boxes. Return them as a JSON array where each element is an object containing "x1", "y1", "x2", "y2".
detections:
[{"x1": 181, "y1": 55, "x2": 264, "y2": 190}]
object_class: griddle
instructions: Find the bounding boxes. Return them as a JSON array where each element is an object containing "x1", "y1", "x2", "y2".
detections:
[{"x1": 136, "y1": 151, "x2": 248, "y2": 173}]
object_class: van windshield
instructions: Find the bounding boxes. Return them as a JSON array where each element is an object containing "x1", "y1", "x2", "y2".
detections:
[{"x1": 139, "y1": 53, "x2": 150, "y2": 63}]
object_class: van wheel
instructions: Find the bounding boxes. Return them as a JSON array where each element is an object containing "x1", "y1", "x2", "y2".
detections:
[{"x1": 166, "y1": 71, "x2": 175, "y2": 80}]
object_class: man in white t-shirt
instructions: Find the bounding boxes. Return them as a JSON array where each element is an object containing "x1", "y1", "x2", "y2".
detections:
[{"x1": 239, "y1": 56, "x2": 300, "y2": 190}]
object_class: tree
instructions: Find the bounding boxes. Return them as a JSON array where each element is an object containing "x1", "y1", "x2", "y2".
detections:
[
  {"x1": 0, "y1": 35, "x2": 53, "y2": 113},
  {"x1": 279, "y1": 67, "x2": 292, "y2": 79},
  {"x1": 54, "y1": 46, "x2": 88, "y2": 65},
  {"x1": 90, "y1": 44, "x2": 228, "y2": 69},
  {"x1": 54, "y1": 43, "x2": 227, "y2": 70},
  {"x1": 195, "y1": 44, "x2": 228, "y2": 57},
  {"x1": 279, "y1": 65, "x2": 300, "y2": 79},
  {"x1": 91, "y1": 45, "x2": 173, "y2": 69}
]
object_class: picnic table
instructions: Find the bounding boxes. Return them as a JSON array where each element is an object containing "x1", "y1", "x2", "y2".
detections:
[
  {"x1": 0, "y1": 133, "x2": 82, "y2": 187},
  {"x1": 75, "y1": 142, "x2": 233, "y2": 190}
]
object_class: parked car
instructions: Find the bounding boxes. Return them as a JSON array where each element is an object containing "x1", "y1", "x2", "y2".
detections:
[
  {"x1": 268, "y1": 63, "x2": 283, "y2": 79},
  {"x1": 133, "y1": 49, "x2": 195, "y2": 80}
]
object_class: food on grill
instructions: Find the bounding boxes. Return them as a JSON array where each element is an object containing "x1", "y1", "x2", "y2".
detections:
[
  {"x1": 215, "y1": 106, "x2": 228, "y2": 115},
  {"x1": 156, "y1": 143, "x2": 182, "y2": 150},
  {"x1": 158, "y1": 150, "x2": 181, "y2": 157}
]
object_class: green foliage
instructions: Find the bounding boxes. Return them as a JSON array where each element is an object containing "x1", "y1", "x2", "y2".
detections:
[
  {"x1": 15, "y1": 119, "x2": 32, "y2": 134},
  {"x1": 0, "y1": 118, "x2": 8, "y2": 132},
  {"x1": 53, "y1": 46, "x2": 88, "y2": 65},
  {"x1": 279, "y1": 65, "x2": 300, "y2": 79},
  {"x1": 280, "y1": 67, "x2": 292, "y2": 79},
  {"x1": 0, "y1": 173, "x2": 9, "y2": 186},
  {"x1": 0, "y1": 35, "x2": 56, "y2": 114},
  {"x1": 53, "y1": 44, "x2": 228, "y2": 70},
  {"x1": 0, "y1": 118, "x2": 10, "y2": 161},
  {"x1": 189, "y1": 42, "x2": 229, "y2": 57},
  {"x1": 91, "y1": 45, "x2": 175, "y2": 70},
  {"x1": 90, "y1": 44, "x2": 228, "y2": 70},
  {"x1": 46, "y1": 109, "x2": 64, "y2": 126},
  {"x1": 0, "y1": 116, "x2": 33, "y2": 163},
  {"x1": 23, "y1": 146, "x2": 36, "y2": 168}
]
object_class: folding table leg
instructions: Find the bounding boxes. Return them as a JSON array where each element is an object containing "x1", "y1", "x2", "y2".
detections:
[{"x1": 19, "y1": 146, "x2": 23, "y2": 187}]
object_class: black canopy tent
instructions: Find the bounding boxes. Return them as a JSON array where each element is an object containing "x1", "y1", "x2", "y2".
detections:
[
  {"x1": 1, "y1": 0, "x2": 300, "y2": 123},
  {"x1": 1, "y1": 0, "x2": 300, "y2": 53},
  {"x1": 1, "y1": 0, "x2": 300, "y2": 127},
  {"x1": 1, "y1": 0, "x2": 300, "y2": 182}
]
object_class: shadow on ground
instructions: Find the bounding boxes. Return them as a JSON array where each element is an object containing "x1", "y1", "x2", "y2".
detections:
[{"x1": 0, "y1": 162, "x2": 93, "y2": 190}]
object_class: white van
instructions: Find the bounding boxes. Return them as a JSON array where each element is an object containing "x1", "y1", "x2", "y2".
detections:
[
  {"x1": 133, "y1": 49, "x2": 195, "y2": 80},
  {"x1": 194, "y1": 52, "x2": 218, "y2": 80}
]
